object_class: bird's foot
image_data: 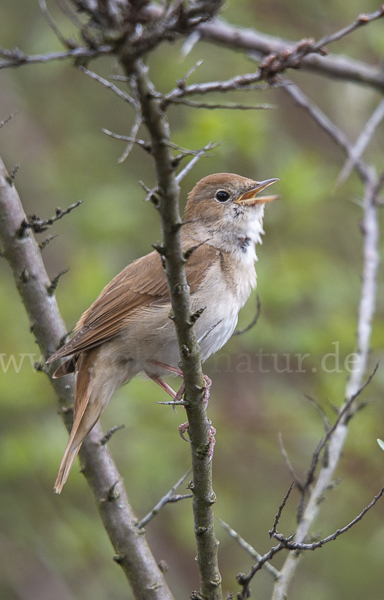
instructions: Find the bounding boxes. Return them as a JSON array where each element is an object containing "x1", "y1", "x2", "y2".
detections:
[
  {"x1": 179, "y1": 421, "x2": 190, "y2": 442},
  {"x1": 175, "y1": 382, "x2": 185, "y2": 402},
  {"x1": 202, "y1": 375, "x2": 212, "y2": 406},
  {"x1": 207, "y1": 425, "x2": 216, "y2": 461}
]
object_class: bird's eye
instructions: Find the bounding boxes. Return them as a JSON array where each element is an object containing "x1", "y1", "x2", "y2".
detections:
[{"x1": 215, "y1": 190, "x2": 230, "y2": 203}]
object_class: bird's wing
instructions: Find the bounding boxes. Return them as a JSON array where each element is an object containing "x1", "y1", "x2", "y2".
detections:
[{"x1": 47, "y1": 243, "x2": 218, "y2": 362}]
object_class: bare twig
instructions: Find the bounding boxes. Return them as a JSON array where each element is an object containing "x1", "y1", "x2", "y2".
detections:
[
  {"x1": 137, "y1": 470, "x2": 192, "y2": 529},
  {"x1": 237, "y1": 543, "x2": 287, "y2": 599},
  {"x1": 99, "y1": 424, "x2": 126, "y2": 445},
  {"x1": 0, "y1": 111, "x2": 19, "y2": 129},
  {"x1": 269, "y1": 483, "x2": 295, "y2": 537},
  {"x1": 0, "y1": 46, "x2": 112, "y2": 69},
  {"x1": 233, "y1": 295, "x2": 261, "y2": 336},
  {"x1": 271, "y1": 486, "x2": 384, "y2": 550},
  {"x1": 175, "y1": 141, "x2": 218, "y2": 184},
  {"x1": 19, "y1": 201, "x2": 83, "y2": 234},
  {"x1": 166, "y1": 98, "x2": 274, "y2": 110},
  {"x1": 39, "y1": 0, "x2": 76, "y2": 49},
  {"x1": 102, "y1": 129, "x2": 152, "y2": 152},
  {"x1": 117, "y1": 111, "x2": 143, "y2": 163},
  {"x1": 310, "y1": 6, "x2": 384, "y2": 52},
  {"x1": 164, "y1": 71, "x2": 267, "y2": 103},
  {"x1": 278, "y1": 434, "x2": 303, "y2": 490},
  {"x1": 47, "y1": 267, "x2": 69, "y2": 296},
  {"x1": 195, "y1": 16, "x2": 384, "y2": 93},
  {"x1": 271, "y1": 81, "x2": 382, "y2": 600},
  {"x1": 79, "y1": 66, "x2": 138, "y2": 109},
  {"x1": 337, "y1": 98, "x2": 384, "y2": 188},
  {"x1": 218, "y1": 518, "x2": 280, "y2": 581}
]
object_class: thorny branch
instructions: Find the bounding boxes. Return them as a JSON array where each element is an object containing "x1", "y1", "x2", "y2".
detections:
[
  {"x1": 1, "y1": 3, "x2": 384, "y2": 600},
  {"x1": 18, "y1": 201, "x2": 83, "y2": 234},
  {"x1": 268, "y1": 81, "x2": 383, "y2": 600},
  {"x1": 236, "y1": 485, "x2": 384, "y2": 599},
  {"x1": 124, "y1": 57, "x2": 222, "y2": 600},
  {"x1": 0, "y1": 156, "x2": 174, "y2": 600},
  {"x1": 137, "y1": 470, "x2": 192, "y2": 529}
]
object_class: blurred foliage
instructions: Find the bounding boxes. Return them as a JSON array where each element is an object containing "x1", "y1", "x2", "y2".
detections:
[{"x1": 0, "y1": 1, "x2": 384, "y2": 599}]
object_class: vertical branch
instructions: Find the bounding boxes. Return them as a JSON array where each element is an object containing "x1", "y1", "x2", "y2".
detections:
[
  {"x1": 121, "y1": 58, "x2": 222, "y2": 600},
  {"x1": 0, "y1": 156, "x2": 175, "y2": 600},
  {"x1": 345, "y1": 172, "x2": 380, "y2": 399},
  {"x1": 271, "y1": 88, "x2": 382, "y2": 600}
]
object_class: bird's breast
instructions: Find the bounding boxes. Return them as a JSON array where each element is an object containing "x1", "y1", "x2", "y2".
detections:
[{"x1": 191, "y1": 253, "x2": 257, "y2": 362}]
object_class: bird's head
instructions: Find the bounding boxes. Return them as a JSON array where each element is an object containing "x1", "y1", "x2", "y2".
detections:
[{"x1": 184, "y1": 173, "x2": 279, "y2": 250}]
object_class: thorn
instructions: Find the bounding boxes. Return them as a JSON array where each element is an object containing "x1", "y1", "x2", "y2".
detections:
[
  {"x1": 39, "y1": 234, "x2": 58, "y2": 250},
  {"x1": 47, "y1": 268, "x2": 69, "y2": 295},
  {"x1": 19, "y1": 268, "x2": 31, "y2": 283},
  {"x1": 152, "y1": 241, "x2": 166, "y2": 255},
  {"x1": 99, "y1": 424, "x2": 125, "y2": 445},
  {"x1": 6, "y1": 164, "x2": 20, "y2": 185},
  {"x1": 107, "y1": 480, "x2": 120, "y2": 501},
  {"x1": 0, "y1": 111, "x2": 19, "y2": 130},
  {"x1": 189, "y1": 307, "x2": 205, "y2": 324},
  {"x1": 16, "y1": 219, "x2": 30, "y2": 238}
]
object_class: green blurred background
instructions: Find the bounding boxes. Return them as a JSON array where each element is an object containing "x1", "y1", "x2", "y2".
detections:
[{"x1": 1, "y1": 1, "x2": 384, "y2": 599}]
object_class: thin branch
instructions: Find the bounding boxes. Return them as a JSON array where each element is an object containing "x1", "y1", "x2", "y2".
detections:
[
  {"x1": 271, "y1": 82, "x2": 382, "y2": 600},
  {"x1": 303, "y1": 364, "x2": 379, "y2": 495},
  {"x1": 278, "y1": 434, "x2": 303, "y2": 490},
  {"x1": 237, "y1": 543, "x2": 287, "y2": 599},
  {"x1": 176, "y1": 60, "x2": 204, "y2": 89},
  {"x1": 99, "y1": 424, "x2": 126, "y2": 445},
  {"x1": 79, "y1": 66, "x2": 138, "y2": 109},
  {"x1": 175, "y1": 141, "x2": 218, "y2": 184},
  {"x1": 137, "y1": 470, "x2": 192, "y2": 529},
  {"x1": 194, "y1": 15, "x2": 384, "y2": 93},
  {"x1": 233, "y1": 295, "x2": 261, "y2": 336},
  {"x1": 269, "y1": 483, "x2": 295, "y2": 537},
  {"x1": 164, "y1": 71, "x2": 268, "y2": 103},
  {"x1": 39, "y1": 0, "x2": 77, "y2": 49},
  {"x1": 19, "y1": 201, "x2": 83, "y2": 234},
  {"x1": 0, "y1": 46, "x2": 112, "y2": 69},
  {"x1": 271, "y1": 486, "x2": 384, "y2": 550},
  {"x1": 127, "y1": 58, "x2": 222, "y2": 600},
  {"x1": 311, "y1": 6, "x2": 384, "y2": 52},
  {"x1": 166, "y1": 98, "x2": 274, "y2": 110},
  {"x1": 218, "y1": 519, "x2": 280, "y2": 581},
  {"x1": 337, "y1": 98, "x2": 384, "y2": 188},
  {"x1": 0, "y1": 111, "x2": 19, "y2": 129},
  {"x1": 102, "y1": 129, "x2": 152, "y2": 152},
  {"x1": 117, "y1": 111, "x2": 143, "y2": 163},
  {"x1": 47, "y1": 267, "x2": 70, "y2": 296}
]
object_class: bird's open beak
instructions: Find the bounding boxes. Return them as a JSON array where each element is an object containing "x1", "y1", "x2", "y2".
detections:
[{"x1": 236, "y1": 178, "x2": 280, "y2": 206}]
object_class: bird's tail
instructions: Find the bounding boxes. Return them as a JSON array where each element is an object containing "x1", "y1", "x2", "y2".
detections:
[{"x1": 54, "y1": 352, "x2": 98, "y2": 494}]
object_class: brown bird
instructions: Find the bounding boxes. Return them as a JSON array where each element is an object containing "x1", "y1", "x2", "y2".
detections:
[{"x1": 48, "y1": 173, "x2": 279, "y2": 493}]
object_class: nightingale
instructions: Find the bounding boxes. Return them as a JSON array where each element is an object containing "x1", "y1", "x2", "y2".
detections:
[{"x1": 48, "y1": 173, "x2": 279, "y2": 493}]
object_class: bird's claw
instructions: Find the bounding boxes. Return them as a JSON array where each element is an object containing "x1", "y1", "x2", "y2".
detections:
[
  {"x1": 202, "y1": 375, "x2": 212, "y2": 405},
  {"x1": 207, "y1": 425, "x2": 216, "y2": 461},
  {"x1": 179, "y1": 421, "x2": 190, "y2": 442}
]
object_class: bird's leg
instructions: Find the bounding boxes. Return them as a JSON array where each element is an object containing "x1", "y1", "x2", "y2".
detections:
[
  {"x1": 148, "y1": 360, "x2": 186, "y2": 410},
  {"x1": 147, "y1": 374, "x2": 177, "y2": 399},
  {"x1": 148, "y1": 360, "x2": 183, "y2": 378}
]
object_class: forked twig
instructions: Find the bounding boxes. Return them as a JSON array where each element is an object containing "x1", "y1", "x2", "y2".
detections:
[{"x1": 136, "y1": 470, "x2": 192, "y2": 529}]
